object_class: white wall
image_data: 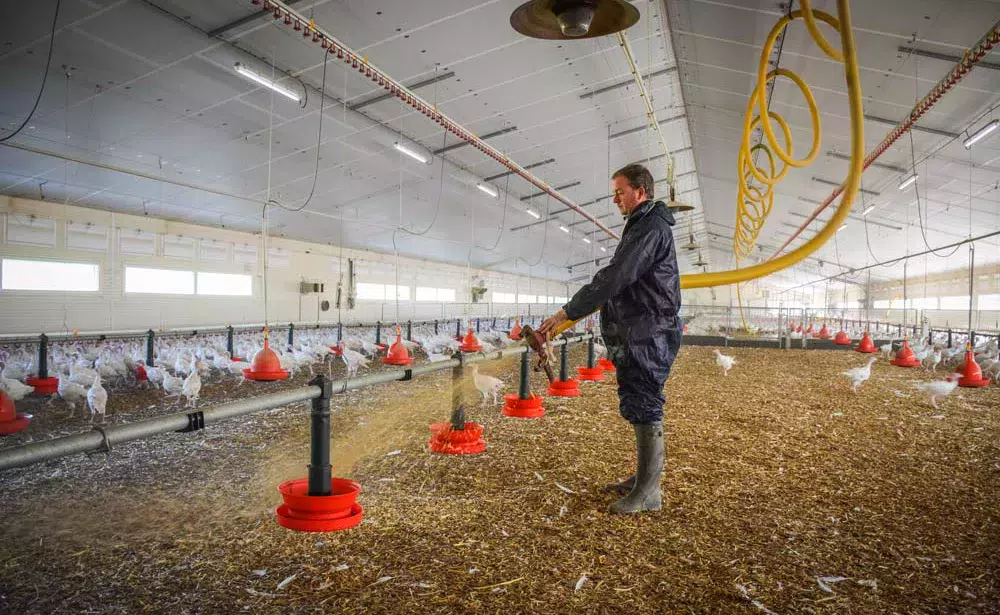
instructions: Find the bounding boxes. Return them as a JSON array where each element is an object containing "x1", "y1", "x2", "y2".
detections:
[{"x1": 0, "y1": 197, "x2": 574, "y2": 334}]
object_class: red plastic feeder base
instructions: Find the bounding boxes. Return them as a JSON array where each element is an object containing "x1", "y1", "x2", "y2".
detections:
[
  {"x1": 382, "y1": 335, "x2": 414, "y2": 366},
  {"x1": 890, "y1": 341, "x2": 921, "y2": 368},
  {"x1": 957, "y1": 351, "x2": 991, "y2": 388},
  {"x1": 854, "y1": 332, "x2": 877, "y2": 353},
  {"x1": 275, "y1": 478, "x2": 363, "y2": 532},
  {"x1": 459, "y1": 329, "x2": 483, "y2": 353},
  {"x1": 547, "y1": 378, "x2": 581, "y2": 397},
  {"x1": 597, "y1": 357, "x2": 616, "y2": 373},
  {"x1": 0, "y1": 391, "x2": 30, "y2": 435},
  {"x1": 508, "y1": 324, "x2": 523, "y2": 340},
  {"x1": 245, "y1": 339, "x2": 290, "y2": 381},
  {"x1": 230, "y1": 356, "x2": 246, "y2": 362},
  {"x1": 817, "y1": 325, "x2": 832, "y2": 339},
  {"x1": 577, "y1": 366, "x2": 605, "y2": 381},
  {"x1": 428, "y1": 422, "x2": 486, "y2": 454},
  {"x1": 833, "y1": 331, "x2": 852, "y2": 345},
  {"x1": 25, "y1": 376, "x2": 58, "y2": 395},
  {"x1": 502, "y1": 393, "x2": 545, "y2": 418},
  {"x1": 243, "y1": 366, "x2": 290, "y2": 381},
  {"x1": 329, "y1": 346, "x2": 343, "y2": 357}
]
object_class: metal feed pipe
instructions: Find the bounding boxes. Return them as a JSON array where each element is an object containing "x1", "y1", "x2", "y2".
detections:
[
  {"x1": 0, "y1": 334, "x2": 590, "y2": 471},
  {"x1": 769, "y1": 19, "x2": 1000, "y2": 260}
]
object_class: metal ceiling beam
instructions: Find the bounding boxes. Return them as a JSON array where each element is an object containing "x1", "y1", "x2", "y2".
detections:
[
  {"x1": 207, "y1": 0, "x2": 306, "y2": 38},
  {"x1": 825, "y1": 151, "x2": 908, "y2": 174},
  {"x1": 864, "y1": 114, "x2": 959, "y2": 139},
  {"x1": 433, "y1": 126, "x2": 518, "y2": 155},
  {"x1": 579, "y1": 66, "x2": 677, "y2": 99},
  {"x1": 788, "y1": 210, "x2": 903, "y2": 231},
  {"x1": 610, "y1": 114, "x2": 685, "y2": 140},
  {"x1": 519, "y1": 181, "x2": 581, "y2": 202},
  {"x1": 349, "y1": 71, "x2": 455, "y2": 111},
  {"x1": 484, "y1": 158, "x2": 554, "y2": 182},
  {"x1": 810, "y1": 177, "x2": 880, "y2": 196},
  {"x1": 897, "y1": 45, "x2": 1000, "y2": 72}
]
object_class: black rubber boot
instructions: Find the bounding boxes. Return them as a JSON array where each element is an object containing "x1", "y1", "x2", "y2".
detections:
[
  {"x1": 609, "y1": 421, "x2": 663, "y2": 514},
  {"x1": 602, "y1": 475, "x2": 635, "y2": 496}
]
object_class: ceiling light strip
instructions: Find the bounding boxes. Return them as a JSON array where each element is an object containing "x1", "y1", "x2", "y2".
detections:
[{"x1": 252, "y1": 0, "x2": 619, "y2": 239}]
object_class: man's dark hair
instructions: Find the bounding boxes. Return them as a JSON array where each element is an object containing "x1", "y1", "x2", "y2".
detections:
[{"x1": 612, "y1": 163, "x2": 654, "y2": 199}]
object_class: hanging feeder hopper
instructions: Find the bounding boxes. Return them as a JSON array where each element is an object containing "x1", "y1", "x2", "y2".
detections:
[
  {"x1": 818, "y1": 323, "x2": 832, "y2": 339},
  {"x1": 459, "y1": 328, "x2": 483, "y2": 353},
  {"x1": 244, "y1": 336, "x2": 290, "y2": 381},
  {"x1": 833, "y1": 330, "x2": 852, "y2": 345},
  {"x1": 382, "y1": 334, "x2": 413, "y2": 366},
  {"x1": 855, "y1": 331, "x2": 877, "y2": 353},
  {"x1": 957, "y1": 348, "x2": 991, "y2": 388},
  {"x1": 890, "y1": 339, "x2": 921, "y2": 368}
]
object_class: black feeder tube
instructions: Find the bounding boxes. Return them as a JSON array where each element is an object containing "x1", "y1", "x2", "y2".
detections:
[
  {"x1": 37, "y1": 334, "x2": 49, "y2": 380},
  {"x1": 476, "y1": 318, "x2": 481, "y2": 333},
  {"x1": 145, "y1": 330, "x2": 155, "y2": 367},
  {"x1": 288, "y1": 323, "x2": 295, "y2": 348},
  {"x1": 226, "y1": 326, "x2": 235, "y2": 357},
  {"x1": 455, "y1": 319, "x2": 461, "y2": 338},
  {"x1": 518, "y1": 350, "x2": 531, "y2": 400},
  {"x1": 586, "y1": 335, "x2": 596, "y2": 369},
  {"x1": 450, "y1": 359, "x2": 465, "y2": 430},
  {"x1": 559, "y1": 342, "x2": 569, "y2": 382},
  {"x1": 434, "y1": 319, "x2": 439, "y2": 335},
  {"x1": 337, "y1": 322, "x2": 343, "y2": 344},
  {"x1": 406, "y1": 320, "x2": 412, "y2": 341},
  {"x1": 375, "y1": 321, "x2": 382, "y2": 346},
  {"x1": 307, "y1": 375, "x2": 333, "y2": 496}
]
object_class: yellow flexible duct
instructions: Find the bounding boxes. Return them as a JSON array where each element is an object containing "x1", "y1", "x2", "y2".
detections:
[{"x1": 552, "y1": 0, "x2": 862, "y2": 336}]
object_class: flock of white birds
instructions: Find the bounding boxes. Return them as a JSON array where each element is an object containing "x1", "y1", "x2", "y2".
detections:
[
  {"x1": 0, "y1": 322, "x2": 523, "y2": 423},
  {"x1": 711, "y1": 335, "x2": 999, "y2": 409}
]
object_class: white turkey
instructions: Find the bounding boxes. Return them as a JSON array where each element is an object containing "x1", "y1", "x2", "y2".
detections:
[
  {"x1": 182, "y1": 371, "x2": 201, "y2": 408},
  {"x1": 340, "y1": 343, "x2": 370, "y2": 378},
  {"x1": 840, "y1": 357, "x2": 877, "y2": 393},
  {"x1": 57, "y1": 372, "x2": 88, "y2": 416},
  {"x1": 87, "y1": 373, "x2": 108, "y2": 423},
  {"x1": 713, "y1": 349, "x2": 736, "y2": 377},
  {"x1": 913, "y1": 374, "x2": 962, "y2": 410},
  {"x1": 471, "y1": 364, "x2": 504, "y2": 405}
]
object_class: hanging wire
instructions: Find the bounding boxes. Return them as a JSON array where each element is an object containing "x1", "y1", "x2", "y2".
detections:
[
  {"x1": 908, "y1": 130, "x2": 961, "y2": 257},
  {"x1": 267, "y1": 49, "x2": 329, "y2": 213},
  {"x1": 476, "y1": 172, "x2": 512, "y2": 252},
  {"x1": 1, "y1": 0, "x2": 61, "y2": 144}
]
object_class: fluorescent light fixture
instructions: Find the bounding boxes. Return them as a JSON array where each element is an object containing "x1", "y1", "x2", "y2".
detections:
[
  {"x1": 582, "y1": 237, "x2": 591, "y2": 244},
  {"x1": 898, "y1": 173, "x2": 918, "y2": 190},
  {"x1": 963, "y1": 119, "x2": 999, "y2": 149},
  {"x1": 861, "y1": 204, "x2": 876, "y2": 216},
  {"x1": 838, "y1": 224, "x2": 847, "y2": 232},
  {"x1": 234, "y1": 62, "x2": 301, "y2": 102},
  {"x1": 600, "y1": 246, "x2": 607, "y2": 252},
  {"x1": 476, "y1": 183, "x2": 498, "y2": 198},
  {"x1": 559, "y1": 225, "x2": 569, "y2": 233},
  {"x1": 394, "y1": 141, "x2": 430, "y2": 164},
  {"x1": 525, "y1": 208, "x2": 541, "y2": 219}
]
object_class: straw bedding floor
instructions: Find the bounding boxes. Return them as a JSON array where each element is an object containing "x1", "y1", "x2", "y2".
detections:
[{"x1": 0, "y1": 346, "x2": 997, "y2": 614}]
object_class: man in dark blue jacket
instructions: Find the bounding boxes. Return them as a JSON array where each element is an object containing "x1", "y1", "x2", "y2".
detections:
[{"x1": 539, "y1": 163, "x2": 682, "y2": 514}]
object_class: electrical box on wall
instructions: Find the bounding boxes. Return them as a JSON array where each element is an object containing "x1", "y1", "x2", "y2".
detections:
[{"x1": 300, "y1": 281, "x2": 325, "y2": 294}]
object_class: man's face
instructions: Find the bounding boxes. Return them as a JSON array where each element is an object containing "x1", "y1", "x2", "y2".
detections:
[{"x1": 612, "y1": 175, "x2": 645, "y2": 216}]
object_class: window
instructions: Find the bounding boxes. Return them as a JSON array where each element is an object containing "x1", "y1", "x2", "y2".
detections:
[
  {"x1": 125, "y1": 266, "x2": 194, "y2": 295},
  {"x1": 910, "y1": 297, "x2": 938, "y2": 310},
  {"x1": 357, "y1": 282, "x2": 386, "y2": 300},
  {"x1": 979, "y1": 294, "x2": 1000, "y2": 310},
  {"x1": 873, "y1": 300, "x2": 890, "y2": 309},
  {"x1": 197, "y1": 272, "x2": 252, "y2": 296},
  {"x1": 939, "y1": 295, "x2": 970, "y2": 310},
  {"x1": 537, "y1": 295, "x2": 549, "y2": 304},
  {"x1": 416, "y1": 287, "x2": 456, "y2": 302},
  {"x1": 493, "y1": 292, "x2": 515, "y2": 304},
  {"x1": 517, "y1": 294, "x2": 536, "y2": 304},
  {"x1": 2, "y1": 258, "x2": 99, "y2": 292},
  {"x1": 356, "y1": 283, "x2": 410, "y2": 301},
  {"x1": 553, "y1": 296, "x2": 568, "y2": 305}
]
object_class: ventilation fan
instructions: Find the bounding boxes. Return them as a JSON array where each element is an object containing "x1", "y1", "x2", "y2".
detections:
[{"x1": 509, "y1": 0, "x2": 639, "y2": 40}]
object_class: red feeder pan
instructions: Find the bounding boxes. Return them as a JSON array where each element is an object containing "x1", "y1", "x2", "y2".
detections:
[
  {"x1": 428, "y1": 421, "x2": 486, "y2": 454},
  {"x1": 382, "y1": 334, "x2": 413, "y2": 366},
  {"x1": 957, "y1": 349, "x2": 991, "y2": 388},
  {"x1": 329, "y1": 345, "x2": 343, "y2": 357},
  {"x1": 577, "y1": 366, "x2": 605, "y2": 381},
  {"x1": 890, "y1": 340, "x2": 922, "y2": 368},
  {"x1": 459, "y1": 328, "x2": 483, "y2": 353},
  {"x1": 683, "y1": 325, "x2": 688, "y2": 333},
  {"x1": 502, "y1": 393, "x2": 545, "y2": 418},
  {"x1": 0, "y1": 390, "x2": 30, "y2": 435},
  {"x1": 855, "y1": 332, "x2": 877, "y2": 353},
  {"x1": 275, "y1": 478, "x2": 363, "y2": 532},
  {"x1": 244, "y1": 337, "x2": 290, "y2": 381},
  {"x1": 508, "y1": 320, "x2": 523, "y2": 340},
  {"x1": 547, "y1": 378, "x2": 581, "y2": 397},
  {"x1": 795, "y1": 324, "x2": 803, "y2": 333},
  {"x1": 597, "y1": 357, "x2": 616, "y2": 373},
  {"x1": 135, "y1": 364, "x2": 148, "y2": 381},
  {"x1": 805, "y1": 324, "x2": 815, "y2": 336},
  {"x1": 25, "y1": 376, "x2": 58, "y2": 395},
  {"x1": 818, "y1": 324, "x2": 832, "y2": 339},
  {"x1": 833, "y1": 330, "x2": 852, "y2": 345}
]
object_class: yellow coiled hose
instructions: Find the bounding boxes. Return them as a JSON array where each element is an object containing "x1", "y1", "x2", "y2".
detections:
[{"x1": 553, "y1": 0, "x2": 863, "y2": 337}]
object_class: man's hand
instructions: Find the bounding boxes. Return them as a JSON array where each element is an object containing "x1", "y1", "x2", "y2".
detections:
[{"x1": 538, "y1": 309, "x2": 568, "y2": 337}]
